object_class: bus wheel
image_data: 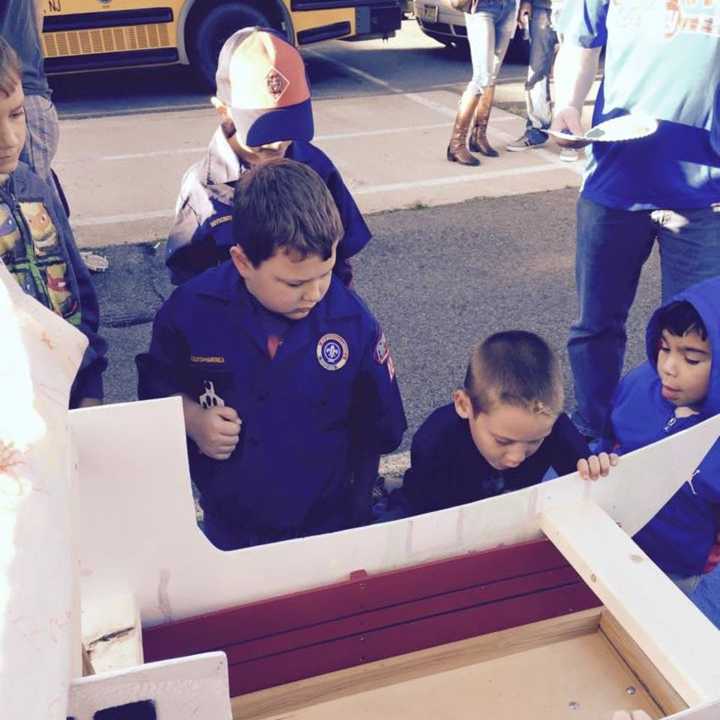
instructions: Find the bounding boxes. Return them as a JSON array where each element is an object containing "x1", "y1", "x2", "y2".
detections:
[{"x1": 190, "y1": 3, "x2": 272, "y2": 89}]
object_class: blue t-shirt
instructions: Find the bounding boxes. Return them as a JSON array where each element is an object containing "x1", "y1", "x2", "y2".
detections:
[{"x1": 561, "y1": 0, "x2": 720, "y2": 210}]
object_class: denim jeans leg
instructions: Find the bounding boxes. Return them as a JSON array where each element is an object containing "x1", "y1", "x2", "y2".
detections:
[
  {"x1": 493, "y1": 0, "x2": 519, "y2": 74},
  {"x1": 526, "y1": 8, "x2": 557, "y2": 131},
  {"x1": 568, "y1": 198, "x2": 656, "y2": 438},
  {"x1": 689, "y1": 565, "x2": 720, "y2": 629},
  {"x1": 465, "y1": 10, "x2": 496, "y2": 94},
  {"x1": 466, "y1": 1, "x2": 517, "y2": 94},
  {"x1": 655, "y1": 204, "x2": 720, "y2": 303}
]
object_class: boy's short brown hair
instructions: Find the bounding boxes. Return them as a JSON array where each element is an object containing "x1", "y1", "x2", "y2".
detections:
[
  {"x1": 0, "y1": 36, "x2": 22, "y2": 97},
  {"x1": 232, "y1": 157, "x2": 343, "y2": 267},
  {"x1": 464, "y1": 330, "x2": 564, "y2": 417}
]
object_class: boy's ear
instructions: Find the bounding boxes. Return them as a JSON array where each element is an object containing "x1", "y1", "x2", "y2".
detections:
[
  {"x1": 453, "y1": 389, "x2": 473, "y2": 420},
  {"x1": 229, "y1": 245, "x2": 253, "y2": 278}
]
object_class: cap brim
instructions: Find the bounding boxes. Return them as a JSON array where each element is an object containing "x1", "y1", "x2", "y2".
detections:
[{"x1": 229, "y1": 98, "x2": 314, "y2": 147}]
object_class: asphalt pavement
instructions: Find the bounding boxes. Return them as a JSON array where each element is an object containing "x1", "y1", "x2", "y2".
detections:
[{"x1": 94, "y1": 187, "x2": 661, "y2": 453}]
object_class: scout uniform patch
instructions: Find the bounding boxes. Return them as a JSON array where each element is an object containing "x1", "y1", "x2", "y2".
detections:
[
  {"x1": 316, "y1": 333, "x2": 349, "y2": 371},
  {"x1": 374, "y1": 331, "x2": 395, "y2": 380}
]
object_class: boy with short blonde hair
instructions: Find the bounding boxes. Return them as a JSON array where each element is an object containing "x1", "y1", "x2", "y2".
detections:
[
  {"x1": 400, "y1": 331, "x2": 613, "y2": 516},
  {"x1": 0, "y1": 37, "x2": 105, "y2": 407}
]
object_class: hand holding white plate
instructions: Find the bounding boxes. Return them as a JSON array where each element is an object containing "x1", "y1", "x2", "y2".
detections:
[{"x1": 548, "y1": 114, "x2": 658, "y2": 143}]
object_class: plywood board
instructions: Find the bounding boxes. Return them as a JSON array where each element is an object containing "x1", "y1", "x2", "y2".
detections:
[
  {"x1": 67, "y1": 652, "x2": 231, "y2": 720},
  {"x1": 664, "y1": 700, "x2": 720, "y2": 719},
  {"x1": 231, "y1": 609, "x2": 603, "y2": 720},
  {"x1": 248, "y1": 631, "x2": 663, "y2": 720},
  {"x1": 600, "y1": 612, "x2": 687, "y2": 716},
  {"x1": 71, "y1": 399, "x2": 720, "y2": 625},
  {"x1": 0, "y1": 263, "x2": 87, "y2": 719},
  {"x1": 541, "y1": 502, "x2": 720, "y2": 705},
  {"x1": 82, "y1": 593, "x2": 144, "y2": 674},
  {"x1": 143, "y1": 541, "x2": 600, "y2": 696}
]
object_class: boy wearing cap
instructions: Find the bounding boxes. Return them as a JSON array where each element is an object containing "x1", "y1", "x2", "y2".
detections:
[
  {"x1": 138, "y1": 157, "x2": 406, "y2": 550},
  {"x1": 166, "y1": 27, "x2": 369, "y2": 286}
]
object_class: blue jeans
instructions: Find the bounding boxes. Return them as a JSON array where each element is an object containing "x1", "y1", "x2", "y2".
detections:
[
  {"x1": 670, "y1": 568, "x2": 720, "y2": 629},
  {"x1": 568, "y1": 197, "x2": 720, "y2": 438},
  {"x1": 464, "y1": 0, "x2": 518, "y2": 94},
  {"x1": 525, "y1": 7, "x2": 557, "y2": 132}
]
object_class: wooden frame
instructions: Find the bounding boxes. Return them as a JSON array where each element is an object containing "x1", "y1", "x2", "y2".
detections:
[
  {"x1": 67, "y1": 652, "x2": 231, "y2": 720},
  {"x1": 541, "y1": 502, "x2": 720, "y2": 706},
  {"x1": 143, "y1": 538, "x2": 600, "y2": 696},
  {"x1": 65, "y1": 398, "x2": 720, "y2": 719}
]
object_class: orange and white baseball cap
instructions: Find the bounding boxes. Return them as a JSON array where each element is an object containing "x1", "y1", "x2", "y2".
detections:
[{"x1": 215, "y1": 27, "x2": 314, "y2": 147}]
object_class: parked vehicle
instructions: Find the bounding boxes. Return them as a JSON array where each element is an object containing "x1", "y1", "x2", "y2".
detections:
[{"x1": 41, "y1": 0, "x2": 403, "y2": 88}]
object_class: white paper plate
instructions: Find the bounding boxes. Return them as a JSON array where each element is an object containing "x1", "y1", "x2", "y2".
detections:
[{"x1": 547, "y1": 114, "x2": 658, "y2": 143}]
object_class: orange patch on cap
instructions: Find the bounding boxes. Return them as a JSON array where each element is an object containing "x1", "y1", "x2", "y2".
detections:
[{"x1": 229, "y1": 32, "x2": 309, "y2": 110}]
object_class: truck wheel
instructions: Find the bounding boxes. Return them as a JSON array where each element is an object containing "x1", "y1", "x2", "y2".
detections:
[{"x1": 190, "y1": 3, "x2": 273, "y2": 89}]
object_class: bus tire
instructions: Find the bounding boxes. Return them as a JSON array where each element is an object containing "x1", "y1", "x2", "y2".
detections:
[{"x1": 189, "y1": 2, "x2": 272, "y2": 89}]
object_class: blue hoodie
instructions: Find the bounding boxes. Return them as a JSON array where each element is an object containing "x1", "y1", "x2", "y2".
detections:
[{"x1": 608, "y1": 276, "x2": 720, "y2": 577}]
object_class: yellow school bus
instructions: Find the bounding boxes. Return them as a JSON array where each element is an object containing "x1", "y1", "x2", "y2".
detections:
[{"x1": 41, "y1": 0, "x2": 401, "y2": 86}]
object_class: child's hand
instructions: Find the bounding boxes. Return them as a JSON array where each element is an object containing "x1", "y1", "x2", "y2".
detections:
[
  {"x1": 186, "y1": 403, "x2": 242, "y2": 460},
  {"x1": 577, "y1": 452, "x2": 619, "y2": 481}
]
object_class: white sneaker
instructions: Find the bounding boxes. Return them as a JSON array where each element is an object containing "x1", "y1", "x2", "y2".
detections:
[{"x1": 559, "y1": 148, "x2": 579, "y2": 163}]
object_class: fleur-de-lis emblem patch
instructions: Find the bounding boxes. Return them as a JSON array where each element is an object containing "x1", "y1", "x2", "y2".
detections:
[{"x1": 266, "y1": 68, "x2": 289, "y2": 101}]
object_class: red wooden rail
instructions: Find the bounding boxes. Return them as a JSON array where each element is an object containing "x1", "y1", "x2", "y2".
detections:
[{"x1": 143, "y1": 538, "x2": 600, "y2": 696}]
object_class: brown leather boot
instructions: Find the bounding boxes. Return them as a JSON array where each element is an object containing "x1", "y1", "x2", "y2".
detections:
[
  {"x1": 469, "y1": 86, "x2": 499, "y2": 157},
  {"x1": 446, "y1": 93, "x2": 480, "y2": 166}
]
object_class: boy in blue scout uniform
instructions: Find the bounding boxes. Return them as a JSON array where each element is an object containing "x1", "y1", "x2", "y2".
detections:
[
  {"x1": 0, "y1": 38, "x2": 106, "y2": 408},
  {"x1": 386, "y1": 331, "x2": 615, "y2": 518},
  {"x1": 165, "y1": 27, "x2": 370, "y2": 287},
  {"x1": 137, "y1": 157, "x2": 406, "y2": 550}
]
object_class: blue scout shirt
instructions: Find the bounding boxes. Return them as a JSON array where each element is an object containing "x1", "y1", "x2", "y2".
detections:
[
  {"x1": 137, "y1": 262, "x2": 406, "y2": 538},
  {"x1": 607, "y1": 276, "x2": 720, "y2": 577},
  {"x1": 560, "y1": 0, "x2": 720, "y2": 210},
  {"x1": 165, "y1": 129, "x2": 371, "y2": 285}
]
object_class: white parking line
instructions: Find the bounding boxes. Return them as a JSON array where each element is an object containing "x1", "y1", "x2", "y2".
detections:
[
  {"x1": 71, "y1": 162, "x2": 569, "y2": 227},
  {"x1": 94, "y1": 123, "x2": 454, "y2": 161},
  {"x1": 355, "y1": 163, "x2": 566, "y2": 195},
  {"x1": 70, "y1": 55, "x2": 582, "y2": 228},
  {"x1": 72, "y1": 209, "x2": 175, "y2": 227}
]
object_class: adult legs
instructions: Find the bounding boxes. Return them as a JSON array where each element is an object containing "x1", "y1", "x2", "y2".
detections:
[
  {"x1": 469, "y1": 1, "x2": 518, "y2": 156},
  {"x1": 507, "y1": 8, "x2": 557, "y2": 150},
  {"x1": 526, "y1": 8, "x2": 556, "y2": 133},
  {"x1": 447, "y1": 9, "x2": 495, "y2": 166},
  {"x1": 654, "y1": 204, "x2": 720, "y2": 302},
  {"x1": 568, "y1": 197, "x2": 656, "y2": 439}
]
